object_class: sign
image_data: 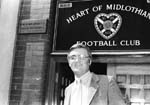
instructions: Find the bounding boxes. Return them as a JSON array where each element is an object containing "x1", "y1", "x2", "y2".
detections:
[
  {"x1": 19, "y1": 19, "x2": 47, "y2": 34},
  {"x1": 53, "y1": 0, "x2": 150, "y2": 53}
]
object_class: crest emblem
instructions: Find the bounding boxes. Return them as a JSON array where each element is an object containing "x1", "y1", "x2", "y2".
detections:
[{"x1": 94, "y1": 13, "x2": 122, "y2": 40}]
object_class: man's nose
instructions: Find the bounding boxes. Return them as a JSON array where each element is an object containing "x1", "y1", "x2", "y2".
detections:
[{"x1": 74, "y1": 58, "x2": 79, "y2": 61}]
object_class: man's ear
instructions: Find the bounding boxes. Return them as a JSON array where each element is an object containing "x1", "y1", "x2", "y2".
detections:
[{"x1": 88, "y1": 59, "x2": 92, "y2": 65}]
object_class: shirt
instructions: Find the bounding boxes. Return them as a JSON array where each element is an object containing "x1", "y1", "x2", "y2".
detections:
[{"x1": 70, "y1": 71, "x2": 92, "y2": 105}]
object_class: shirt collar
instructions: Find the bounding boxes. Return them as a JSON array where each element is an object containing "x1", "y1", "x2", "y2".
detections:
[{"x1": 75, "y1": 71, "x2": 92, "y2": 86}]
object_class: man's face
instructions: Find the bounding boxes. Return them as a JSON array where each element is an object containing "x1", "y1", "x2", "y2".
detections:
[{"x1": 67, "y1": 48, "x2": 91, "y2": 77}]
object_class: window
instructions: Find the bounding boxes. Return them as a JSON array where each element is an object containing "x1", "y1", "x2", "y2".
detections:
[{"x1": 115, "y1": 64, "x2": 150, "y2": 105}]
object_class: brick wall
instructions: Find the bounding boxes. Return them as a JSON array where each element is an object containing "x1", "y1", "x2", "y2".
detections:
[
  {"x1": 9, "y1": 34, "x2": 50, "y2": 105},
  {"x1": 9, "y1": 0, "x2": 56, "y2": 105}
]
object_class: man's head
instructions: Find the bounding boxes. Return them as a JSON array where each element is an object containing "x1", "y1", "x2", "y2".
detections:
[{"x1": 67, "y1": 43, "x2": 92, "y2": 77}]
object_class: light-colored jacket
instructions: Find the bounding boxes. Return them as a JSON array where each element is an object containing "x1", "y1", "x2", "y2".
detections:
[{"x1": 64, "y1": 73, "x2": 126, "y2": 105}]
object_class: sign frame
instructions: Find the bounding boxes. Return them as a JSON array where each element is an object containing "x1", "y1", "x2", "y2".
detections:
[{"x1": 52, "y1": 0, "x2": 150, "y2": 55}]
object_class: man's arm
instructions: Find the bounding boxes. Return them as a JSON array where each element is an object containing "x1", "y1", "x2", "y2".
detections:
[{"x1": 108, "y1": 76, "x2": 126, "y2": 105}]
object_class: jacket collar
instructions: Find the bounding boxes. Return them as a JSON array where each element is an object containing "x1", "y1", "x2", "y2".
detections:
[{"x1": 87, "y1": 73, "x2": 101, "y2": 105}]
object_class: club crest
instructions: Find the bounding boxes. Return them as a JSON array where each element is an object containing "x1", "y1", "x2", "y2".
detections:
[{"x1": 94, "y1": 13, "x2": 122, "y2": 40}]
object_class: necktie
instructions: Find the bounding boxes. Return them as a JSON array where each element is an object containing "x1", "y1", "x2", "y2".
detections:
[{"x1": 71, "y1": 79, "x2": 82, "y2": 105}]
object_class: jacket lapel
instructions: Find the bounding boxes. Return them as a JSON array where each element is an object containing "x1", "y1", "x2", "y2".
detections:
[
  {"x1": 65, "y1": 74, "x2": 102, "y2": 105},
  {"x1": 64, "y1": 83, "x2": 74, "y2": 105},
  {"x1": 87, "y1": 74, "x2": 100, "y2": 105}
]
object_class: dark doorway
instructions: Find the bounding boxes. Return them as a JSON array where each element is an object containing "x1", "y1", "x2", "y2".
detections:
[{"x1": 90, "y1": 63, "x2": 107, "y2": 75}]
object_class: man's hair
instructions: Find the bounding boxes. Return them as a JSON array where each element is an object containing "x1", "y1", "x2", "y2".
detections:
[{"x1": 68, "y1": 43, "x2": 92, "y2": 59}]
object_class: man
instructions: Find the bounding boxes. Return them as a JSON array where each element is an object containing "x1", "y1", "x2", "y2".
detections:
[{"x1": 64, "y1": 43, "x2": 126, "y2": 105}]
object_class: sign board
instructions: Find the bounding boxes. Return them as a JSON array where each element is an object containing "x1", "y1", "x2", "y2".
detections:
[
  {"x1": 53, "y1": 0, "x2": 150, "y2": 54},
  {"x1": 19, "y1": 19, "x2": 47, "y2": 34}
]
